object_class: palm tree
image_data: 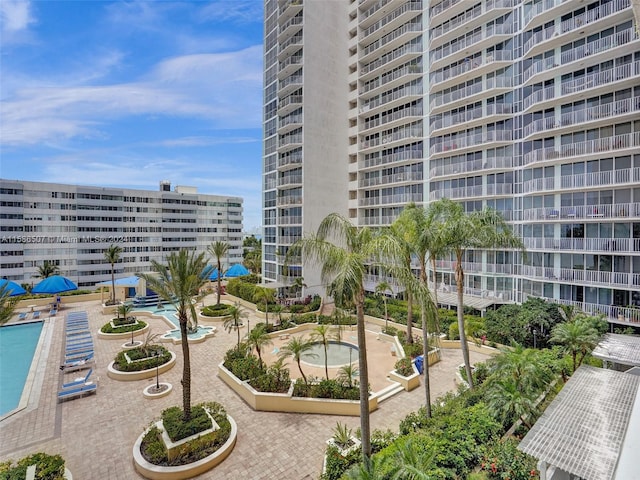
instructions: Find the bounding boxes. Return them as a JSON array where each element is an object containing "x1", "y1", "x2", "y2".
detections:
[
  {"x1": 137, "y1": 249, "x2": 211, "y2": 421},
  {"x1": 243, "y1": 249, "x2": 262, "y2": 274},
  {"x1": 311, "y1": 324, "x2": 332, "y2": 380},
  {"x1": 432, "y1": 198, "x2": 524, "y2": 389},
  {"x1": 279, "y1": 336, "x2": 316, "y2": 386},
  {"x1": 0, "y1": 283, "x2": 18, "y2": 326},
  {"x1": 253, "y1": 286, "x2": 276, "y2": 329},
  {"x1": 245, "y1": 323, "x2": 272, "y2": 366},
  {"x1": 35, "y1": 261, "x2": 59, "y2": 279},
  {"x1": 104, "y1": 243, "x2": 123, "y2": 304},
  {"x1": 117, "y1": 302, "x2": 133, "y2": 322},
  {"x1": 223, "y1": 302, "x2": 248, "y2": 348},
  {"x1": 550, "y1": 319, "x2": 600, "y2": 372},
  {"x1": 488, "y1": 344, "x2": 554, "y2": 393},
  {"x1": 288, "y1": 212, "x2": 376, "y2": 462},
  {"x1": 485, "y1": 377, "x2": 537, "y2": 429},
  {"x1": 375, "y1": 281, "x2": 392, "y2": 332},
  {"x1": 290, "y1": 277, "x2": 307, "y2": 299},
  {"x1": 207, "y1": 241, "x2": 229, "y2": 305},
  {"x1": 337, "y1": 363, "x2": 359, "y2": 389},
  {"x1": 392, "y1": 438, "x2": 437, "y2": 480}
]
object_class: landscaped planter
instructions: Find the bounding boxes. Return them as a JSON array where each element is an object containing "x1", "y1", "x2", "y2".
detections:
[
  {"x1": 132, "y1": 414, "x2": 237, "y2": 480},
  {"x1": 388, "y1": 366, "x2": 421, "y2": 391},
  {"x1": 107, "y1": 351, "x2": 177, "y2": 381},
  {"x1": 143, "y1": 383, "x2": 173, "y2": 399},
  {"x1": 217, "y1": 363, "x2": 378, "y2": 416},
  {"x1": 98, "y1": 322, "x2": 149, "y2": 340}
]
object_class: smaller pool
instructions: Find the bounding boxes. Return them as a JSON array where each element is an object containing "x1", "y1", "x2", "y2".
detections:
[
  {"x1": 302, "y1": 341, "x2": 359, "y2": 367},
  {"x1": 160, "y1": 325, "x2": 216, "y2": 343}
]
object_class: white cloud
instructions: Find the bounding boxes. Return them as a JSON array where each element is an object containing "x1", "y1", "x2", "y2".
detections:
[
  {"x1": 159, "y1": 136, "x2": 259, "y2": 147},
  {"x1": 0, "y1": 0, "x2": 34, "y2": 32},
  {"x1": 199, "y1": 1, "x2": 263, "y2": 24},
  {"x1": 0, "y1": 46, "x2": 263, "y2": 146}
]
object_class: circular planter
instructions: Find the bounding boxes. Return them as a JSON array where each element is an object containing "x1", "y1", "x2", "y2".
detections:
[
  {"x1": 98, "y1": 323, "x2": 149, "y2": 340},
  {"x1": 121, "y1": 340, "x2": 144, "y2": 349},
  {"x1": 143, "y1": 383, "x2": 173, "y2": 399},
  {"x1": 133, "y1": 414, "x2": 237, "y2": 480},
  {"x1": 107, "y1": 351, "x2": 177, "y2": 381}
]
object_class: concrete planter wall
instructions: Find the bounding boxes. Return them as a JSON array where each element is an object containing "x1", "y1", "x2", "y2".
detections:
[
  {"x1": 388, "y1": 367, "x2": 421, "y2": 391},
  {"x1": 107, "y1": 351, "x2": 177, "y2": 381},
  {"x1": 133, "y1": 415, "x2": 237, "y2": 480},
  {"x1": 16, "y1": 293, "x2": 102, "y2": 310},
  {"x1": 218, "y1": 364, "x2": 378, "y2": 416},
  {"x1": 98, "y1": 323, "x2": 149, "y2": 340}
]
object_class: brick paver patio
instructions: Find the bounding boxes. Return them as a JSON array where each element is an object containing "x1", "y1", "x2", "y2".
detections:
[{"x1": 0, "y1": 297, "x2": 490, "y2": 479}]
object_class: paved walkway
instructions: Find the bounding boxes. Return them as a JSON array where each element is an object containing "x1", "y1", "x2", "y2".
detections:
[{"x1": 0, "y1": 297, "x2": 490, "y2": 479}]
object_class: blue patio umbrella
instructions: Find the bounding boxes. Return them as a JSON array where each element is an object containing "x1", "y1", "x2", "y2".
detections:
[
  {"x1": 32, "y1": 275, "x2": 78, "y2": 294},
  {"x1": 0, "y1": 279, "x2": 27, "y2": 296},
  {"x1": 209, "y1": 268, "x2": 221, "y2": 280},
  {"x1": 224, "y1": 264, "x2": 250, "y2": 278}
]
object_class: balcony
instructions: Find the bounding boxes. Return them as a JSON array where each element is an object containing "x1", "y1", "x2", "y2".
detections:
[
  {"x1": 278, "y1": 74, "x2": 303, "y2": 97},
  {"x1": 521, "y1": 265, "x2": 640, "y2": 290},
  {"x1": 523, "y1": 28, "x2": 638, "y2": 86},
  {"x1": 278, "y1": 0, "x2": 303, "y2": 21},
  {"x1": 523, "y1": 97, "x2": 640, "y2": 139},
  {"x1": 522, "y1": 202, "x2": 640, "y2": 222},
  {"x1": 429, "y1": 155, "x2": 512, "y2": 178},
  {"x1": 276, "y1": 196, "x2": 303, "y2": 206},
  {"x1": 278, "y1": 34, "x2": 303, "y2": 60},
  {"x1": 278, "y1": 14, "x2": 303, "y2": 39},
  {"x1": 429, "y1": 76, "x2": 512, "y2": 112},
  {"x1": 430, "y1": 0, "x2": 466, "y2": 26},
  {"x1": 360, "y1": 125, "x2": 423, "y2": 151},
  {"x1": 278, "y1": 94, "x2": 303, "y2": 115},
  {"x1": 430, "y1": 103, "x2": 512, "y2": 135},
  {"x1": 360, "y1": 84, "x2": 423, "y2": 116},
  {"x1": 277, "y1": 235, "x2": 302, "y2": 245},
  {"x1": 278, "y1": 215, "x2": 302, "y2": 226},
  {"x1": 359, "y1": 171, "x2": 423, "y2": 188},
  {"x1": 361, "y1": 214, "x2": 399, "y2": 226},
  {"x1": 278, "y1": 113, "x2": 303, "y2": 135},
  {"x1": 559, "y1": 61, "x2": 640, "y2": 97},
  {"x1": 560, "y1": 167, "x2": 640, "y2": 190},
  {"x1": 278, "y1": 132, "x2": 303, "y2": 151},
  {"x1": 523, "y1": 132, "x2": 640, "y2": 165},
  {"x1": 523, "y1": 0, "x2": 573, "y2": 30},
  {"x1": 278, "y1": 54, "x2": 303, "y2": 79},
  {"x1": 429, "y1": 129, "x2": 512, "y2": 157},
  {"x1": 523, "y1": 85, "x2": 555, "y2": 112},
  {"x1": 360, "y1": 106, "x2": 423, "y2": 133},
  {"x1": 360, "y1": 41, "x2": 422, "y2": 80},
  {"x1": 360, "y1": 1, "x2": 422, "y2": 42},
  {"x1": 359, "y1": 192, "x2": 423, "y2": 206},
  {"x1": 277, "y1": 174, "x2": 303, "y2": 187},
  {"x1": 430, "y1": 50, "x2": 513, "y2": 91},
  {"x1": 359, "y1": 148, "x2": 423, "y2": 170},
  {"x1": 523, "y1": 0, "x2": 631, "y2": 58},
  {"x1": 522, "y1": 236, "x2": 640, "y2": 253},
  {"x1": 360, "y1": 62, "x2": 422, "y2": 97},
  {"x1": 359, "y1": 0, "x2": 394, "y2": 27},
  {"x1": 485, "y1": 183, "x2": 513, "y2": 195},
  {"x1": 360, "y1": 20, "x2": 422, "y2": 63},
  {"x1": 278, "y1": 150, "x2": 303, "y2": 170},
  {"x1": 429, "y1": 185, "x2": 483, "y2": 201},
  {"x1": 430, "y1": 0, "x2": 514, "y2": 48}
]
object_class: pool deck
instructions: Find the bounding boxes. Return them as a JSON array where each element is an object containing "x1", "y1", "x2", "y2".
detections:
[{"x1": 0, "y1": 296, "x2": 491, "y2": 479}]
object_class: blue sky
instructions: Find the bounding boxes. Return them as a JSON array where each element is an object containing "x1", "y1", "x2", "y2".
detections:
[{"x1": 0, "y1": 0, "x2": 264, "y2": 230}]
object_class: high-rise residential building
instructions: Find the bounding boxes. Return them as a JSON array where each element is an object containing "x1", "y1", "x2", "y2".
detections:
[
  {"x1": 262, "y1": 0, "x2": 640, "y2": 326},
  {"x1": 0, "y1": 180, "x2": 243, "y2": 288}
]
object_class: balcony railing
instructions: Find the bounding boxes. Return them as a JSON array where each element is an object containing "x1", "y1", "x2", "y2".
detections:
[
  {"x1": 359, "y1": 171, "x2": 423, "y2": 187},
  {"x1": 361, "y1": 20, "x2": 422, "y2": 59},
  {"x1": 430, "y1": 0, "x2": 463, "y2": 19},
  {"x1": 362, "y1": 106, "x2": 423, "y2": 132},
  {"x1": 522, "y1": 236, "x2": 640, "y2": 253},
  {"x1": 430, "y1": 130, "x2": 512, "y2": 155},
  {"x1": 279, "y1": 54, "x2": 303, "y2": 72},
  {"x1": 431, "y1": 50, "x2": 512, "y2": 86},
  {"x1": 523, "y1": 85, "x2": 555, "y2": 111},
  {"x1": 431, "y1": 21, "x2": 513, "y2": 64},
  {"x1": 278, "y1": 151, "x2": 302, "y2": 169},
  {"x1": 361, "y1": 84, "x2": 423, "y2": 113},
  {"x1": 279, "y1": 14, "x2": 303, "y2": 35},
  {"x1": 561, "y1": 61, "x2": 640, "y2": 97},
  {"x1": 560, "y1": 167, "x2": 640, "y2": 190},
  {"x1": 280, "y1": 34, "x2": 302, "y2": 52},
  {"x1": 523, "y1": 0, "x2": 564, "y2": 27},
  {"x1": 279, "y1": 0, "x2": 303, "y2": 15},
  {"x1": 521, "y1": 265, "x2": 640, "y2": 289},
  {"x1": 430, "y1": 156, "x2": 512, "y2": 177},
  {"x1": 360, "y1": 1, "x2": 422, "y2": 40},
  {"x1": 523, "y1": 132, "x2": 640, "y2": 165},
  {"x1": 360, "y1": 0, "x2": 393, "y2": 23},
  {"x1": 360, "y1": 148, "x2": 423, "y2": 170},
  {"x1": 361, "y1": 41, "x2": 421, "y2": 76},
  {"x1": 522, "y1": 202, "x2": 640, "y2": 221},
  {"x1": 278, "y1": 215, "x2": 302, "y2": 225},
  {"x1": 359, "y1": 192, "x2": 423, "y2": 206},
  {"x1": 431, "y1": 0, "x2": 514, "y2": 42},
  {"x1": 524, "y1": 97, "x2": 640, "y2": 137},
  {"x1": 560, "y1": 28, "x2": 637, "y2": 66},
  {"x1": 430, "y1": 103, "x2": 512, "y2": 131},
  {"x1": 279, "y1": 74, "x2": 303, "y2": 91},
  {"x1": 527, "y1": 295, "x2": 640, "y2": 325},
  {"x1": 278, "y1": 133, "x2": 302, "y2": 148},
  {"x1": 279, "y1": 113, "x2": 303, "y2": 129},
  {"x1": 276, "y1": 196, "x2": 303, "y2": 206},
  {"x1": 430, "y1": 76, "x2": 512, "y2": 110},
  {"x1": 360, "y1": 63, "x2": 422, "y2": 95},
  {"x1": 278, "y1": 175, "x2": 303, "y2": 187},
  {"x1": 430, "y1": 185, "x2": 483, "y2": 200},
  {"x1": 360, "y1": 125, "x2": 423, "y2": 150}
]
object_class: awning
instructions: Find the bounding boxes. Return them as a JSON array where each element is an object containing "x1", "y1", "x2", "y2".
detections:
[
  {"x1": 433, "y1": 291, "x2": 503, "y2": 311},
  {"x1": 592, "y1": 333, "x2": 640, "y2": 368}
]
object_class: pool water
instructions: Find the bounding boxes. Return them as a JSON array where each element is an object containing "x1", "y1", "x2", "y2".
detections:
[
  {"x1": 133, "y1": 305, "x2": 211, "y2": 340},
  {"x1": 302, "y1": 341, "x2": 359, "y2": 367},
  {"x1": 0, "y1": 322, "x2": 44, "y2": 416}
]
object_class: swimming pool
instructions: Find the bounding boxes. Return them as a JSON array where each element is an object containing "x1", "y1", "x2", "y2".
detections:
[
  {"x1": 132, "y1": 305, "x2": 215, "y2": 342},
  {"x1": 0, "y1": 322, "x2": 44, "y2": 417}
]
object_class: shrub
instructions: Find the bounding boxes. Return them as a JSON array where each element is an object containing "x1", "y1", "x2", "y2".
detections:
[
  {"x1": 112, "y1": 344, "x2": 170, "y2": 372},
  {"x1": 248, "y1": 360, "x2": 291, "y2": 393},
  {"x1": 402, "y1": 342, "x2": 424, "y2": 358},
  {"x1": 201, "y1": 304, "x2": 232, "y2": 317},
  {"x1": 162, "y1": 405, "x2": 212, "y2": 442},
  {"x1": 223, "y1": 347, "x2": 264, "y2": 381},
  {"x1": 394, "y1": 358, "x2": 414, "y2": 377},
  {"x1": 293, "y1": 378, "x2": 362, "y2": 400},
  {"x1": 112, "y1": 316, "x2": 136, "y2": 326},
  {"x1": 0, "y1": 453, "x2": 65, "y2": 480},
  {"x1": 100, "y1": 320, "x2": 147, "y2": 334},
  {"x1": 481, "y1": 438, "x2": 539, "y2": 480}
]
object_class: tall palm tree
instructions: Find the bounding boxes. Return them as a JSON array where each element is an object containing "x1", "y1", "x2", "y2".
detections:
[
  {"x1": 279, "y1": 335, "x2": 316, "y2": 386},
  {"x1": 290, "y1": 277, "x2": 307, "y2": 298},
  {"x1": 0, "y1": 283, "x2": 18, "y2": 326},
  {"x1": 253, "y1": 287, "x2": 276, "y2": 329},
  {"x1": 288, "y1": 212, "x2": 376, "y2": 463},
  {"x1": 245, "y1": 323, "x2": 272, "y2": 366},
  {"x1": 35, "y1": 261, "x2": 59, "y2": 279},
  {"x1": 104, "y1": 243, "x2": 123, "y2": 304},
  {"x1": 375, "y1": 281, "x2": 392, "y2": 332},
  {"x1": 488, "y1": 344, "x2": 554, "y2": 393},
  {"x1": 207, "y1": 241, "x2": 229, "y2": 305},
  {"x1": 311, "y1": 324, "x2": 332, "y2": 380},
  {"x1": 432, "y1": 198, "x2": 524, "y2": 389},
  {"x1": 550, "y1": 319, "x2": 600, "y2": 372},
  {"x1": 485, "y1": 377, "x2": 537, "y2": 429},
  {"x1": 138, "y1": 249, "x2": 211, "y2": 421},
  {"x1": 223, "y1": 302, "x2": 248, "y2": 348}
]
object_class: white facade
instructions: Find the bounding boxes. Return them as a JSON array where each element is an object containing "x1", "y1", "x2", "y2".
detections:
[
  {"x1": 0, "y1": 180, "x2": 243, "y2": 288},
  {"x1": 263, "y1": 0, "x2": 640, "y2": 325}
]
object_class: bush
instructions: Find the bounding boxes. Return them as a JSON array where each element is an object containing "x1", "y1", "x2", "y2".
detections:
[
  {"x1": 140, "y1": 402, "x2": 231, "y2": 466},
  {"x1": 100, "y1": 320, "x2": 147, "y2": 334},
  {"x1": 481, "y1": 438, "x2": 539, "y2": 480},
  {"x1": 223, "y1": 347, "x2": 264, "y2": 381},
  {"x1": 402, "y1": 342, "x2": 424, "y2": 358},
  {"x1": 0, "y1": 453, "x2": 65, "y2": 480},
  {"x1": 162, "y1": 405, "x2": 212, "y2": 442},
  {"x1": 395, "y1": 357, "x2": 414, "y2": 377},
  {"x1": 112, "y1": 344, "x2": 170, "y2": 372},
  {"x1": 292, "y1": 378, "x2": 362, "y2": 400},
  {"x1": 249, "y1": 361, "x2": 291, "y2": 393},
  {"x1": 201, "y1": 304, "x2": 232, "y2": 317},
  {"x1": 112, "y1": 316, "x2": 136, "y2": 326}
]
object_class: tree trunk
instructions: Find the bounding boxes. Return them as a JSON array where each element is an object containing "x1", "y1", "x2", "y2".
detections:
[
  {"x1": 180, "y1": 313, "x2": 192, "y2": 420},
  {"x1": 419, "y1": 261, "x2": 431, "y2": 417},
  {"x1": 456, "y1": 257, "x2": 474, "y2": 389},
  {"x1": 324, "y1": 342, "x2": 329, "y2": 380},
  {"x1": 406, "y1": 291, "x2": 413, "y2": 344},
  {"x1": 356, "y1": 288, "x2": 371, "y2": 462},
  {"x1": 430, "y1": 256, "x2": 439, "y2": 309},
  {"x1": 111, "y1": 265, "x2": 116, "y2": 303},
  {"x1": 216, "y1": 259, "x2": 222, "y2": 305}
]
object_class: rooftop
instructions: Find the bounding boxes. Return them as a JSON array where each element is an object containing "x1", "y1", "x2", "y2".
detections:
[{"x1": 592, "y1": 333, "x2": 640, "y2": 368}]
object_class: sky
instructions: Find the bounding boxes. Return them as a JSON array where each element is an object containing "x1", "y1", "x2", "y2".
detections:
[{"x1": 0, "y1": 0, "x2": 265, "y2": 230}]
